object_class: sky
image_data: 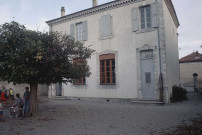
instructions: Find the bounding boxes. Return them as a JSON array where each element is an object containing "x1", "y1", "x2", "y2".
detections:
[{"x1": 0, "y1": 0, "x2": 202, "y2": 58}]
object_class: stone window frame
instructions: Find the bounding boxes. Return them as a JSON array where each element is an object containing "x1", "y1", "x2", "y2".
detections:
[
  {"x1": 100, "y1": 54, "x2": 116, "y2": 85},
  {"x1": 96, "y1": 50, "x2": 118, "y2": 89},
  {"x1": 139, "y1": 5, "x2": 152, "y2": 29}
]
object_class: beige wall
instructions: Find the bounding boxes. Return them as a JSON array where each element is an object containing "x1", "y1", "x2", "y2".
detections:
[
  {"x1": 50, "y1": 0, "x2": 160, "y2": 100},
  {"x1": 180, "y1": 62, "x2": 202, "y2": 88},
  {"x1": 48, "y1": 0, "x2": 179, "y2": 102}
]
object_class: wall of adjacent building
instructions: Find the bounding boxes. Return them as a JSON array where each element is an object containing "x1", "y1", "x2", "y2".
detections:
[
  {"x1": 162, "y1": 0, "x2": 180, "y2": 102},
  {"x1": 180, "y1": 62, "x2": 202, "y2": 88},
  {"x1": 0, "y1": 82, "x2": 48, "y2": 98},
  {"x1": 50, "y1": 0, "x2": 160, "y2": 99}
]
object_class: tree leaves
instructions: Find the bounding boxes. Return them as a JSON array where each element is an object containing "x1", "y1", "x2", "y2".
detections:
[{"x1": 0, "y1": 21, "x2": 94, "y2": 85}]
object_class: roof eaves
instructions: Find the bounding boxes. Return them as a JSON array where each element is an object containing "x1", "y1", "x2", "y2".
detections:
[
  {"x1": 46, "y1": 0, "x2": 141, "y2": 25},
  {"x1": 164, "y1": 0, "x2": 180, "y2": 28}
]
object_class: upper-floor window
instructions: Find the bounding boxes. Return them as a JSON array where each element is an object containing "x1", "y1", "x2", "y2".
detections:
[
  {"x1": 131, "y1": 2, "x2": 158, "y2": 32},
  {"x1": 70, "y1": 21, "x2": 88, "y2": 42},
  {"x1": 140, "y1": 6, "x2": 151, "y2": 29},
  {"x1": 76, "y1": 23, "x2": 83, "y2": 42},
  {"x1": 100, "y1": 14, "x2": 112, "y2": 38}
]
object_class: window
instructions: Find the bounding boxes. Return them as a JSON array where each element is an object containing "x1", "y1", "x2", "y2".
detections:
[
  {"x1": 131, "y1": 3, "x2": 158, "y2": 32},
  {"x1": 140, "y1": 6, "x2": 151, "y2": 29},
  {"x1": 73, "y1": 58, "x2": 86, "y2": 85},
  {"x1": 100, "y1": 54, "x2": 116, "y2": 85},
  {"x1": 100, "y1": 14, "x2": 112, "y2": 38},
  {"x1": 140, "y1": 50, "x2": 153, "y2": 59},
  {"x1": 76, "y1": 23, "x2": 83, "y2": 42},
  {"x1": 70, "y1": 21, "x2": 88, "y2": 41},
  {"x1": 73, "y1": 77, "x2": 86, "y2": 85}
]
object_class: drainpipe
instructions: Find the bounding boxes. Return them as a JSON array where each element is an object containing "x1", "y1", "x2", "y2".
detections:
[{"x1": 156, "y1": 0, "x2": 164, "y2": 102}]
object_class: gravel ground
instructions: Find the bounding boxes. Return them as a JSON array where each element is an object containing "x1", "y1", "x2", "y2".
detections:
[{"x1": 0, "y1": 92, "x2": 202, "y2": 135}]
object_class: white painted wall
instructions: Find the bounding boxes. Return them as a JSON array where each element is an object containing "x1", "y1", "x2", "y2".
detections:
[
  {"x1": 163, "y1": 0, "x2": 180, "y2": 101},
  {"x1": 49, "y1": 0, "x2": 178, "y2": 101}
]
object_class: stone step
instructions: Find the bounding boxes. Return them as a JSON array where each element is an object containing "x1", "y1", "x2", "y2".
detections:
[
  {"x1": 131, "y1": 100, "x2": 164, "y2": 104},
  {"x1": 51, "y1": 96, "x2": 67, "y2": 100}
]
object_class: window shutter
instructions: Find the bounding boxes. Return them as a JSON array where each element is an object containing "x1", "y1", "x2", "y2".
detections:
[
  {"x1": 101, "y1": 15, "x2": 106, "y2": 37},
  {"x1": 82, "y1": 21, "x2": 88, "y2": 41},
  {"x1": 131, "y1": 7, "x2": 139, "y2": 32},
  {"x1": 70, "y1": 24, "x2": 75, "y2": 38},
  {"x1": 151, "y1": 2, "x2": 158, "y2": 28},
  {"x1": 106, "y1": 14, "x2": 112, "y2": 37}
]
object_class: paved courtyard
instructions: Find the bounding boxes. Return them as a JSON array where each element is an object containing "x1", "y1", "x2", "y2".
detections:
[{"x1": 0, "y1": 92, "x2": 202, "y2": 135}]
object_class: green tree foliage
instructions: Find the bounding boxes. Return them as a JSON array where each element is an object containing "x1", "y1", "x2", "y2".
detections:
[
  {"x1": 0, "y1": 21, "x2": 94, "y2": 85},
  {"x1": 0, "y1": 21, "x2": 94, "y2": 115}
]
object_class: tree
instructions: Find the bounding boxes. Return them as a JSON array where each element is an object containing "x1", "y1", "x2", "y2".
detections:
[{"x1": 0, "y1": 21, "x2": 94, "y2": 116}]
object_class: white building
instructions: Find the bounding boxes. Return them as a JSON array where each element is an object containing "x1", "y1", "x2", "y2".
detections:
[{"x1": 46, "y1": 0, "x2": 180, "y2": 103}]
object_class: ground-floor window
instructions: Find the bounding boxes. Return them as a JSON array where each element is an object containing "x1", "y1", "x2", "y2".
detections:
[
  {"x1": 73, "y1": 77, "x2": 86, "y2": 85},
  {"x1": 100, "y1": 54, "x2": 116, "y2": 85},
  {"x1": 73, "y1": 58, "x2": 86, "y2": 85}
]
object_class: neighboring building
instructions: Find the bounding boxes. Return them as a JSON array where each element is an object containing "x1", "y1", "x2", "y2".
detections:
[
  {"x1": 46, "y1": 0, "x2": 180, "y2": 103},
  {"x1": 0, "y1": 82, "x2": 48, "y2": 97},
  {"x1": 179, "y1": 51, "x2": 202, "y2": 88}
]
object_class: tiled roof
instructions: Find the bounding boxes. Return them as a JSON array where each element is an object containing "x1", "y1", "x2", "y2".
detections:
[{"x1": 179, "y1": 51, "x2": 202, "y2": 63}]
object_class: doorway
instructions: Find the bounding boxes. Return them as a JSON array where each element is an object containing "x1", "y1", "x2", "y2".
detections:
[{"x1": 140, "y1": 50, "x2": 155, "y2": 99}]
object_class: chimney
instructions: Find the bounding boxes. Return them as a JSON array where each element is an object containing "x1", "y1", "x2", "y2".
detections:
[
  {"x1": 93, "y1": 0, "x2": 98, "y2": 7},
  {"x1": 61, "y1": 7, "x2": 65, "y2": 17}
]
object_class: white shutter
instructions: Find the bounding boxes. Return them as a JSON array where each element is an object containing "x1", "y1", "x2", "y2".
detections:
[
  {"x1": 70, "y1": 24, "x2": 75, "y2": 38},
  {"x1": 82, "y1": 21, "x2": 88, "y2": 41},
  {"x1": 106, "y1": 14, "x2": 112, "y2": 37},
  {"x1": 131, "y1": 7, "x2": 139, "y2": 32},
  {"x1": 151, "y1": 2, "x2": 158, "y2": 28},
  {"x1": 101, "y1": 15, "x2": 106, "y2": 37}
]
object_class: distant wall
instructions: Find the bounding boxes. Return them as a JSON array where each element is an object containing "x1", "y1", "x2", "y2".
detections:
[
  {"x1": 0, "y1": 82, "x2": 48, "y2": 97},
  {"x1": 180, "y1": 62, "x2": 202, "y2": 88}
]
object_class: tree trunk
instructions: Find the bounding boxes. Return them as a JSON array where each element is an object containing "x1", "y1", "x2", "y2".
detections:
[{"x1": 30, "y1": 83, "x2": 38, "y2": 116}]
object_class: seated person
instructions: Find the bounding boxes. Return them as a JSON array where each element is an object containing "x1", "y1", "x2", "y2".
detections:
[{"x1": 15, "y1": 93, "x2": 23, "y2": 109}]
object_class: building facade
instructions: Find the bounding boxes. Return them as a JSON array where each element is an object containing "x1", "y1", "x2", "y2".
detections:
[
  {"x1": 180, "y1": 51, "x2": 202, "y2": 89},
  {"x1": 46, "y1": 0, "x2": 180, "y2": 103}
]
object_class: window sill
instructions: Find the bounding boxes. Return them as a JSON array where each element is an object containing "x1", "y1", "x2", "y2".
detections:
[
  {"x1": 76, "y1": 40, "x2": 87, "y2": 44},
  {"x1": 98, "y1": 84, "x2": 117, "y2": 89},
  {"x1": 100, "y1": 35, "x2": 114, "y2": 40},
  {"x1": 136, "y1": 28, "x2": 156, "y2": 34}
]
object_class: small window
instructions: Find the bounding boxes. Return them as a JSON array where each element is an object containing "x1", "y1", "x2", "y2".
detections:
[
  {"x1": 140, "y1": 5, "x2": 151, "y2": 29},
  {"x1": 100, "y1": 54, "x2": 116, "y2": 85},
  {"x1": 140, "y1": 50, "x2": 153, "y2": 59},
  {"x1": 145, "y1": 72, "x2": 151, "y2": 84},
  {"x1": 73, "y1": 77, "x2": 86, "y2": 85}
]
